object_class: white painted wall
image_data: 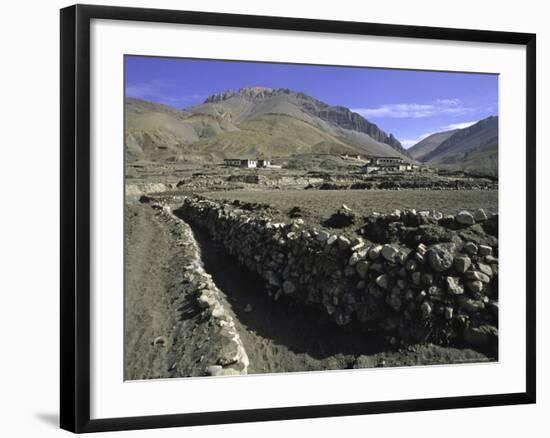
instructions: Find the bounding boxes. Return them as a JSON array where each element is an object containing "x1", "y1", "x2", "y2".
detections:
[{"x1": 0, "y1": 0, "x2": 547, "y2": 436}]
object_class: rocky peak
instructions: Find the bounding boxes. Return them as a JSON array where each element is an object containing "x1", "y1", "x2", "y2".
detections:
[{"x1": 204, "y1": 86, "x2": 295, "y2": 103}]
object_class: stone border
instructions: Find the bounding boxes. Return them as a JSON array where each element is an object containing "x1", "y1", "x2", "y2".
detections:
[{"x1": 158, "y1": 203, "x2": 250, "y2": 376}]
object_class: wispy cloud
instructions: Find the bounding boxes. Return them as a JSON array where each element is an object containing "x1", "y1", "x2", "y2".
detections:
[
  {"x1": 401, "y1": 120, "x2": 478, "y2": 149},
  {"x1": 401, "y1": 134, "x2": 432, "y2": 149},
  {"x1": 442, "y1": 121, "x2": 477, "y2": 131},
  {"x1": 126, "y1": 79, "x2": 204, "y2": 107},
  {"x1": 352, "y1": 98, "x2": 474, "y2": 119}
]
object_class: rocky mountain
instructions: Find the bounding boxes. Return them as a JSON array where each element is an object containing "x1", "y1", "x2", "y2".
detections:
[
  {"x1": 125, "y1": 86, "x2": 411, "y2": 162},
  {"x1": 408, "y1": 129, "x2": 459, "y2": 161},
  {"x1": 420, "y1": 116, "x2": 498, "y2": 176}
]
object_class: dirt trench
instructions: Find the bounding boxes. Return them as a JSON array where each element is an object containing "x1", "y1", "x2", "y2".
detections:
[{"x1": 190, "y1": 226, "x2": 392, "y2": 374}]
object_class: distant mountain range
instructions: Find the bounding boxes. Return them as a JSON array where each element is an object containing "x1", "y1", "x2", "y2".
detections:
[
  {"x1": 408, "y1": 130, "x2": 459, "y2": 161},
  {"x1": 408, "y1": 116, "x2": 498, "y2": 176},
  {"x1": 125, "y1": 86, "x2": 498, "y2": 176},
  {"x1": 125, "y1": 86, "x2": 411, "y2": 163}
]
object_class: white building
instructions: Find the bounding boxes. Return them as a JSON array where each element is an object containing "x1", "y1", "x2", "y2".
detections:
[
  {"x1": 363, "y1": 156, "x2": 412, "y2": 173},
  {"x1": 241, "y1": 159, "x2": 257, "y2": 168},
  {"x1": 372, "y1": 156, "x2": 404, "y2": 167},
  {"x1": 257, "y1": 159, "x2": 271, "y2": 168}
]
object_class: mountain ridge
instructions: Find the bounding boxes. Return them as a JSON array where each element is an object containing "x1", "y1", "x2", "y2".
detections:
[
  {"x1": 125, "y1": 87, "x2": 412, "y2": 162},
  {"x1": 201, "y1": 86, "x2": 408, "y2": 156},
  {"x1": 415, "y1": 116, "x2": 498, "y2": 176},
  {"x1": 408, "y1": 129, "x2": 459, "y2": 161}
]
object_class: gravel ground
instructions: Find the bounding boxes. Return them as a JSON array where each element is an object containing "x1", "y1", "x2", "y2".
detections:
[{"x1": 204, "y1": 188, "x2": 498, "y2": 225}]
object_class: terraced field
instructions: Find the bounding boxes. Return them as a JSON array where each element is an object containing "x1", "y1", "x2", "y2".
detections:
[{"x1": 204, "y1": 189, "x2": 499, "y2": 225}]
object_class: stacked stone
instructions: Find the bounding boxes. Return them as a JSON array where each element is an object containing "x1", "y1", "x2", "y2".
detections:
[
  {"x1": 316, "y1": 179, "x2": 498, "y2": 191},
  {"x1": 176, "y1": 198, "x2": 498, "y2": 352},
  {"x1": 161, "y1": 204, "x2": 250, "y2": 377}
]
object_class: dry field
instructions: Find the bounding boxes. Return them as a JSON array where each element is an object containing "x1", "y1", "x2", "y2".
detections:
[{"x1": 204, "y1": 188, "x2": 499, "y2": 224}]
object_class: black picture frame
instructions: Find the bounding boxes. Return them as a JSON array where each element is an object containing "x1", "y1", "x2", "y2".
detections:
[{"x1": 60, "y1": 4, "x2": 536, "y2": 433}]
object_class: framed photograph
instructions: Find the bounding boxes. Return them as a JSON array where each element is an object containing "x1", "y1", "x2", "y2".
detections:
[{"x1": 60, "y1": 4, "x2": 536, "y2": 433}]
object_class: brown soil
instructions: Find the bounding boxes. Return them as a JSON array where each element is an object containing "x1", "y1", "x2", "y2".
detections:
[{"x1": 124, "y1": 203, "x2": 225, "y2": 379}]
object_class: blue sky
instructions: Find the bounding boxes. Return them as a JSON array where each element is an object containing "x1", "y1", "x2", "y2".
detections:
[{"x1": 125, "y1": 56, "x2": 498, "y2": 148}]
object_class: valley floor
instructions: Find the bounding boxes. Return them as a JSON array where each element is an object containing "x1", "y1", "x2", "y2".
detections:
[{"x1": 204, "y1": 188, "x2": 498, "y2": 226}]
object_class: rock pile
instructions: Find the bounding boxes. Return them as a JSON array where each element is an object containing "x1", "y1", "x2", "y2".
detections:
[{"x1": 176, "y1": 197, "x2": 498, "y2": 352}]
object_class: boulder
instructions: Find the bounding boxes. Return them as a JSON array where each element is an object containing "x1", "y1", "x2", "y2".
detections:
[
  {"x1": 454, "y1": 255, "x2": 471, "y2": 273},
  {"x1": 473, "y1": 208, "x2": 488, "y2": 222},
  {"x1": 217, "y1": 339, "x2": 241, "y2": 366},
  {"x1": 349, "y1": 250, "x2": 366, "y2": 266},
  {"x1": 477, "y1": 262, "x2": 493, "y2": 278},
  {"x1": 426, "y1": 243, "x2": 456, "y2": 272},
  {"x1": 324, "y1": 209, "x2": 355, "y2": 228},
  {"x1": 417, "y1": 243, "x2": 428, "y2": 255},
  {"x1": 479, "y1": 245, "x2": 493, "y2": 256},
  {"x1": 456, "y1": 210, "x2": 475, "y2": 225},
  {"x1": 337, "y1": 235, "x2": 351, "y2": 250},
  {"x1": 197, "y1": 290, "x2": 217, "y2": 309},
  {"x1": 327, "y1": 234, "x2": 338, "y2": 245},
  {"x1": 464, "y1": 271, "x2": 491, "y2": 283},
  {"x1": 464, "y1": 242, "x2": 478, "y2": 255},
  {"x1": 433, "y1": 211, "x2": 443, "y2": 220},
  {"x1": 466, "y1": 280, "x2": 484, "y2": 293},
  {"x1": 446, "y1": 276, "x2": 464, "y2": 295},
  {"x1": 381, "y1": 244, "x2": 399, "y2": 262},
  {"x1": 376, "y1": 274, "x2": 390, "y2": 290},
  {"x1": 458, "y1": 296, "x2": 485, "y2": 312},
  {"x1": 368, "y1": 245, "x2": 382, "y2": 260},
  {"x1": 350, "y1": 237, "x2": 365, "y2": 251},
  {"x1": 316, "y1": 230, "x2": 330, "y2": 242}
]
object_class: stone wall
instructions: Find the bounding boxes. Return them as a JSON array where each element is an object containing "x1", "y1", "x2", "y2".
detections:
[
  {"x1": 310, "y1": 179, "x2": 497, "y2": 191},
  {"x1": 175, "y1": 197, "x2": 499, "y2": 352},
  {"x1": 161, "y1": 204, "x2": 250, "y2": 376}
]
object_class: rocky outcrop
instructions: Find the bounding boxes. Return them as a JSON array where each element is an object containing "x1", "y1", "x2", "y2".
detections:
[
  {"x1": 176, "y1": 197, "x2": 498, "y2": 352},
  {"x1": 317, "y1": 106, "x2": 406, "y2": 154}
]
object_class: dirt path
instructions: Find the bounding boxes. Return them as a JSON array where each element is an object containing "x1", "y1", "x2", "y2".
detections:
[
  {"x1": 125, "y1": 203, "x2": 228, "y2": 379},
  {"x1": 125, "y1": 203, "x2": 180, "y2": 379}
]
